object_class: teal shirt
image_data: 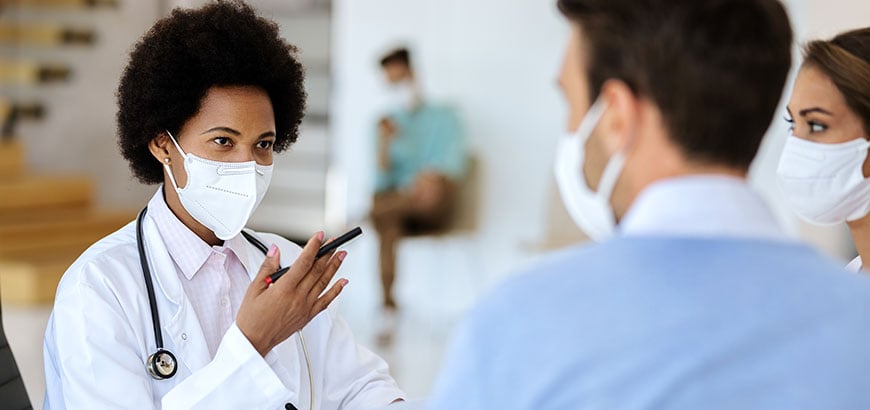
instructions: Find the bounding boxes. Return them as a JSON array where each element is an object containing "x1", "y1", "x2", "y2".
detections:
[{"x1": 375, "y1": 103, "x2": 465, "y2": 192}]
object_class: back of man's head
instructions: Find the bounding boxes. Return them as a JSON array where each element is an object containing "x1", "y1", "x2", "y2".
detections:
[{"x1": 558, "y1": 0, "x2": 793, "y2": 169}]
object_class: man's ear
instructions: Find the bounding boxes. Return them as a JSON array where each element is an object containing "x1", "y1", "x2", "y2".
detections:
[
  {"x1": 598, "y1": 79, "x2": 640, "y2": 155},
  {"x1": 148, "y1": 132, "x2": 171, "y2": 163}
]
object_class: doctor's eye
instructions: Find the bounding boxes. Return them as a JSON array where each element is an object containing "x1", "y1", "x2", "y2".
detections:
[
  {"x1": 256, "y1": 140, "x2": 274, "y2": 150},
  {"x1": 212, "y1": 137, "x2": 232, "y2": 146}
]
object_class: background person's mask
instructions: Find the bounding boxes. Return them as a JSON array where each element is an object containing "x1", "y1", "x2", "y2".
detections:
[
  {"x1": 777, "y1": 134, "x2": 870, "y2": 225},
  {"x1": 164, "y1": 130, "x2": 273, "y2": 240},
  {"x1": 553, "y1": 98, "x2": 626, "y2": 242},
  {"x1": 385, "y1": 80, "x2": 418, "y2": 111}
]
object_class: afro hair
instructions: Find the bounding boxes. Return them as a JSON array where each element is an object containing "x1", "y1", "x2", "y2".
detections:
[{"x1": 116, "y1": 0, "x2": 306, "y2": 184}]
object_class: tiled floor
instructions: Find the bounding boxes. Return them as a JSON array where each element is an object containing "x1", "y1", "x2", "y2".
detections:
[{"x1": 2, "y1": 226, "x2": 507, "y2": 408}]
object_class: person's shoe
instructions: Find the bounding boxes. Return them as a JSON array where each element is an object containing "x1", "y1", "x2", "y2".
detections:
[{"x1": 376, "y1": 307, "x2": 397, "y2": 347}]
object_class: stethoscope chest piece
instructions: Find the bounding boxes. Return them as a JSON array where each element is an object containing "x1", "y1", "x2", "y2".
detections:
[{"x1": 146, "y1": 348, "x2": 178, "y2": 380}]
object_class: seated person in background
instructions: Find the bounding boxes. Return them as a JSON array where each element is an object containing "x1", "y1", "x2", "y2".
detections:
[
  {"x1": 371, "y1": 48, "x2": 466, "y2": 342},
  {"x1": 429, "y1": 0, "x2": 870, "y2": 408}
]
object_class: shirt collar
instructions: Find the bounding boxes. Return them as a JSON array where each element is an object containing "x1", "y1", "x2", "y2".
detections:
[
  {"x1": 619, "y1": 175, "x2": 789, "y2": 241},
  {"x1": 147, "y1": 187, "x2": 251, "y2": 280},
  {"x1": 224, "y1": 233, "x2": 262, "y2": 280}
]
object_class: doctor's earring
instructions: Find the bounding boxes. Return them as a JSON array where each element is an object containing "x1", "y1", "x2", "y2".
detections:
[{"x1": 163, "y1": 158, "x2": 170, "y2": 164}]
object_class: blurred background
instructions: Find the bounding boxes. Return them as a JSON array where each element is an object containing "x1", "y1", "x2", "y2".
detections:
[{"x1": 0, "y1": 0, "x2": 867, "y2": 407}]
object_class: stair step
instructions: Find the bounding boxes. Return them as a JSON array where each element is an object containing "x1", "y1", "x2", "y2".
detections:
[
  {"x1": 0, "y1": 209, "x2": 134, "y2": 258},
  {"x1": 0, "y1": 258, "x2": 71, "y2": 305},
  {"x1": 0, "y1": 175, "x2": 93, "y2": 212},
  {"x1": 2, "y1": 0, "x2": 118, "y2": 9},
  {"x1": 0, "y1": 140, "x2": 24, "y2": 178},
  {"x1": 0, "y1": 247, "x2": 82, "y2": 306},
  {"x1": 0, "y1": 24, "x2": 96, "y2": 47},
  {"x1": 0, "y1": 61, "x2": 71, "y2": 85}
]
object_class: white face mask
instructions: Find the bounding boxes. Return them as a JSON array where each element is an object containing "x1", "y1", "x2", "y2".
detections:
[
  {"x1": 385, "y1": 80, "x2": 418, "y2": 111},
  {"x1": 164, "y1": 131, "x2": 273, "y2": 240},
  {"x1": 777, "y1": 134, "x2": 870, "y2": 225},
  {"x1": 553, "y1": 98, "x2": 627, "y2": 242}
]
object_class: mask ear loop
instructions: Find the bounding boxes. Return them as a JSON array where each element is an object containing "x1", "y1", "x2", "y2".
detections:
[
  {"x1": 575, "y1": 98, "x2": 609, "y2": 188},
  {"x1": 163, "y1": 130, "x2": 187, "y2": 191},
  {"x1": 579, "y1": 97, "x2": 628, "y2": 225}
]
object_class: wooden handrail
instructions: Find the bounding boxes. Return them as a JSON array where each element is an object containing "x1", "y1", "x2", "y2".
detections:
[
  {"x1": 0, "y1": 0, "x2": 118, "y2": 8},
  {"x1": 1, "y1": 100, "x2": 46, "y2": 138},
  {"x1": 0, "y1": 62, "x2": 71, "y2": 85},
  {"x1": 0, "y1": 24, "x2": 96, "y2": 46}
]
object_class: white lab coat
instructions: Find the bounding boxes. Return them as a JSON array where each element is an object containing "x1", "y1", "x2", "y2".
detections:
[{"x1": 43, "y1": 214, "x2": 404, "y2": 410}]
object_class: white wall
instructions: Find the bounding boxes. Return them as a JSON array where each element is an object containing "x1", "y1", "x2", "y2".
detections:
[{"x1": 332, "y1": 0, "x2": 568, "y2": 280}]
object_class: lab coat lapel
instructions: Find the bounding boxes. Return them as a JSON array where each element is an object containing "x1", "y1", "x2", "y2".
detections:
[
  {"x1": 141, "y1": 216, "x2": 212, "y2": 374},
  {"x1": 228, "y1": 232, "x2": 263, "y2": 280}
]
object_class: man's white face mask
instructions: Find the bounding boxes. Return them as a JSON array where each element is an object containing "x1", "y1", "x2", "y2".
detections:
[
  {"x1": 553, "y1": 98, "x2": 627, "y2": 242},
  {"x1": 385, "y1": 80, "x2": 417, "y2": 111},
  {"x1": 163, "y1": 130, "x2": 273, "y2": 240},
  {"x1": 777, "y1": 134, "x2": 870, "y2": 225}
]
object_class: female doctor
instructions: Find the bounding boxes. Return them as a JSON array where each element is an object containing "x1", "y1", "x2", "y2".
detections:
[
  {"x1": 42, "y1": 2, "x2": 405, "y2": 409},
  {"x1": 777, "y1": 27, "x2": 870, "y2": 272}
]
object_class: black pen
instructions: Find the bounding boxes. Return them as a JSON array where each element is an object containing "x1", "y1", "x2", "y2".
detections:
[{"x1": 265, "y1": 227, "x2": 363, "y2": 285}]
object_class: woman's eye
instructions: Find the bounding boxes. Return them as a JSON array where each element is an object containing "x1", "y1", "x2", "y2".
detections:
[
  {"x1": 809, "y1": 122, "x2": 828, "y2": 133},
  {"x1": 213, "y1": 137, "x2": 231, "y2": 146},
  {"x1": 257, "y1": 140, "x2": 274, "y2": 150},
  {"x1": 783, "y1": 116, "x2": 794, "y2": 131}
]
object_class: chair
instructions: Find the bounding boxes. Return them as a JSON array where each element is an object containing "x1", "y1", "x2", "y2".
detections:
[{"x1": 395, "y1": 155, "x2": 483, "y2": 321}]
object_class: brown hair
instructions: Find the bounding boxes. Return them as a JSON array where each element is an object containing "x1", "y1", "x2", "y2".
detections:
[
  {"x1": 557, "y1": 0, "x2": 793, "y2": 170},
  {"x1": 803, "y1": 27, "x2": 870, "y2": 135}
]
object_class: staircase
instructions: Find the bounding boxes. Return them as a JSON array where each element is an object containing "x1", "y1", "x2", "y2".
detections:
[
  {"x1": 0, "y1": 141, "x2": 134, "y2": 304},
  {"x1": 1, "y1": 0, "x2": 133, "y2": 305}
]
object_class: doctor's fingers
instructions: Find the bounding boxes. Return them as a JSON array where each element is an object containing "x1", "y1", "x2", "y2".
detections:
[
  {"x1": 309, "y1": 279, "x2": 348, "y2": 319},
  {"x1": 305, "y1": 251, "x2": 346, "y2": 299},
  {"x1": 294, "y1": 248, "x2": 340, "y2": 295},
  {"x1": 250, "y1": 245, "x2": 282, "y2": 293},
  {"x1": 276, "y1": 232, "x2": 325, "y2": 289}
]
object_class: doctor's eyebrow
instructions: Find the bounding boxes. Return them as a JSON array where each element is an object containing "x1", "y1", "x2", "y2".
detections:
[
  {"x1": 200, "y1": 127, "x2": 276, "y2": 139},
  {"x1": 201, "y1": 126, "x2": 241, "y2": 135}
]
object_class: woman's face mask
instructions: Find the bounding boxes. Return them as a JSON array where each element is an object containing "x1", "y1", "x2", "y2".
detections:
[
  {"x1": 777, "y1": 134, "x2": 870, "y2": 225},
  {"x1": 164, "y1": 130, "x2": 273, "y2": 240},
  {"x1": 778, "y1": 66, "x2": 870, "y2": 225}
]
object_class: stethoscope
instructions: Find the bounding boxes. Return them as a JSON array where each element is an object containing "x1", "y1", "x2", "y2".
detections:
[{"x1": 136, "y1": 207, "x2": 315, "y2": 410}]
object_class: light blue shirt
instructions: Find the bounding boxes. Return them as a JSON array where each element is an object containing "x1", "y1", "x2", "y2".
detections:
[
  {"x1": 429, "y1": 176, "x2": 870, "y2": 409},
  {"x1": 375, "y1": 103, "x2": 465, "y2": 192}
]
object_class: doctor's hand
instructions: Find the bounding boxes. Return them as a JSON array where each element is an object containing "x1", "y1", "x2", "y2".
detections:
[{"x1": 236, "y1": 232, "x2": 349, "y2": 357}]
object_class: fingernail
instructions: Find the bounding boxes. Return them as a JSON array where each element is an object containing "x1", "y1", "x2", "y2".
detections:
[
  {"x1": 267, "y1": 244, "x2": 277, "y2": 257},
  {"x1": 340, "y1": 279, "x2": 349, "y2": 287},
  {"x1": 337, "y1": 251, "x2": 347, "y2": 261},
  {"x1": 316, "y1": 231, "x2": 325, "y2": 241}
]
